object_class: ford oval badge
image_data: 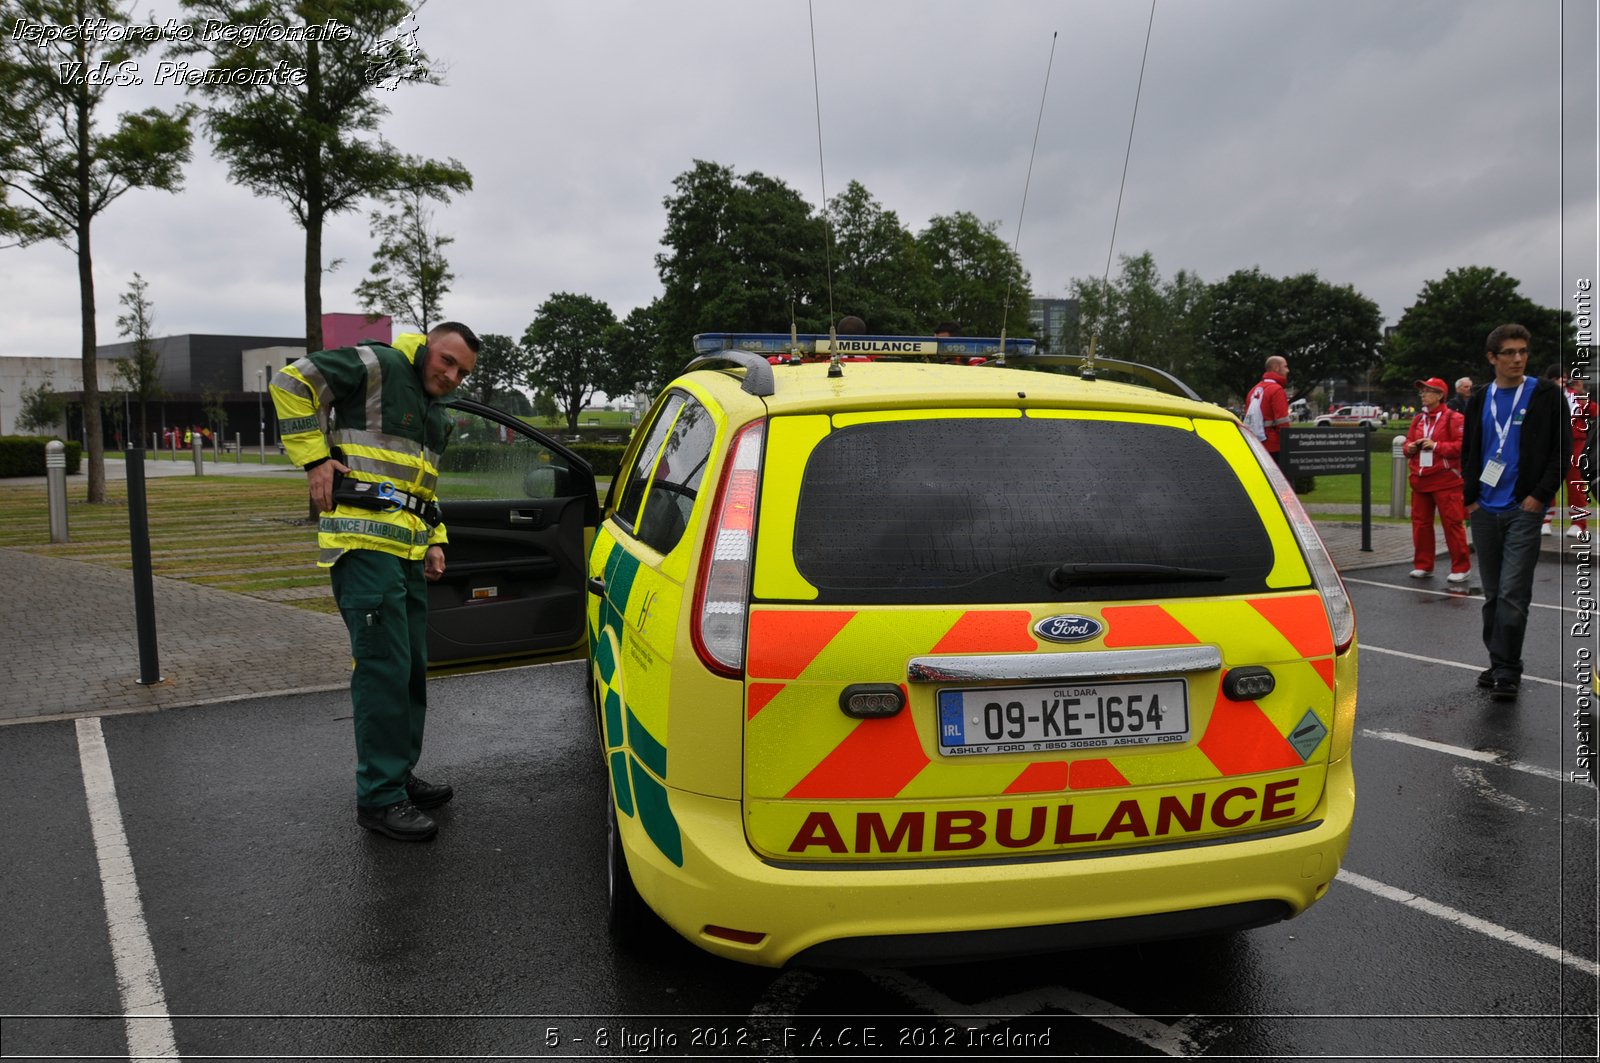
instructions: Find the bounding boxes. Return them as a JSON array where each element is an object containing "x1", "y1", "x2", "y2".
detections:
[{"x1": 1034, "y1": 614, "x2": 1103, "y2": 644}]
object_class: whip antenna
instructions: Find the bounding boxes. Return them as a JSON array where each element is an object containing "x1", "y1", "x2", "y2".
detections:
[
  {"x1": 1088, "y1": 0, "x2": 1158, "y2": 379},
  {"x1": 807, "y1": 0, "x2": 842, "y2": 377},
  {"x1": 996, "y1": 30, "x2": 1058, "y2": 367}
]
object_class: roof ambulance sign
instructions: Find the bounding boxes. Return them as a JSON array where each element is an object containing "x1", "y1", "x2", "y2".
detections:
[{"x1": 815, "y1": 338, "x2": 939, "y2": 356}]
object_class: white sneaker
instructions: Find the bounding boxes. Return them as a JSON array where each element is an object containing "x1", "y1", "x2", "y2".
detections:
[
  {"x1": 1567, "y1": 525, "x2": 1588, "y2": 538},
  {"x1": 1446, "y1": 571, "x2": 1469, "y2": 584},
  {"x1": 1541, "y1": 523, "x2": 1553, "y2": 536},
  {"x1": 1408, "y1": 569, "x2": 1430, "y2": 579}
]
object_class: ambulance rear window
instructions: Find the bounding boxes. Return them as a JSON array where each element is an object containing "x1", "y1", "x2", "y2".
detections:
[{"x1": 789, "y1": 416, "x2": 1285, "y2": 604}]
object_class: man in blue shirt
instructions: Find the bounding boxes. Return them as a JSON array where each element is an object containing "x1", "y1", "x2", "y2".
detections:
[{"x1": 1460, "y1": 324, "x2": 1566, "y2": 701}]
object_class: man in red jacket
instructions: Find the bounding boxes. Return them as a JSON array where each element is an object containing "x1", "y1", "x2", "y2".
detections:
[
  {"x1": 1404, "y1": 377, "x2": 1471, "y2": 583},
  {"x1": 1244, "y1": 355, "x2": 1292, "y2": 470}
]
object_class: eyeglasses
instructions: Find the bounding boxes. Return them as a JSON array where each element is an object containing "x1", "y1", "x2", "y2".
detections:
[{"x1": 1494, "y1": 346, "x2": 1530, "y2": 358}]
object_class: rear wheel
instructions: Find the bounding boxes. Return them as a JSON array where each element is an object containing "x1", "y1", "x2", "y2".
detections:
[{"x1": 606, "y1": 791, "x2": 650, "y2": 945}]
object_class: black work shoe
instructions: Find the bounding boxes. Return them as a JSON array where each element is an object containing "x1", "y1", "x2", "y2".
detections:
[
  {"x1": 1476, "y1": 669, "x2": 1495, "y2": 690},
  {"x1": 357, "y1": 799, "x2": 437, "y2": 841},
  {"x1": 405, "y1": 774, "x2": 454, "y2": 810},
  {"x1": 1489, "y1": 679, "x2": 1520, "y2": 702}
]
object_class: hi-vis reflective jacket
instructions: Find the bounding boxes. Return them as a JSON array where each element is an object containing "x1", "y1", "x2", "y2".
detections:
[{"x1": 270, "y1": 334, "x2": 452, "y2": 568}]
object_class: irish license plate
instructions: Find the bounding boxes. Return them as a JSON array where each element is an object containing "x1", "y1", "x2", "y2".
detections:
[{"x1": 937, "y1": 679, "x2": 1190, "y2": 756}]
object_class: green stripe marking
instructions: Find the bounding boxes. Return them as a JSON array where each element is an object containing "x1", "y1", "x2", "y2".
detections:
[
  {"x1": 610, "y1": 751, "x2": 634, "y2": 818},
  {"x1": 626, "y1": 707, "x2": 667, "y2": 779},
  {"x1": 628, "y1": 755, "x2": 683, "y2": 867}
]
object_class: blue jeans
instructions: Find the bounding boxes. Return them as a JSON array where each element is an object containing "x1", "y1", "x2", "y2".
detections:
[{"x1": 1468, "y1": 507, "x2": 1543, "y2": 682}]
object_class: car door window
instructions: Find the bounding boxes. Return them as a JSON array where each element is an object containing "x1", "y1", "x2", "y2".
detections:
[
  {"x1": 438, "y1": 409, "x2": 583, "y2": 501},
  {"x1": 614, "y1": 392, "x2": 715, "y2": 555},
  {"x1": 615, "y1": 393, "x2": 686, "y2": 527}
]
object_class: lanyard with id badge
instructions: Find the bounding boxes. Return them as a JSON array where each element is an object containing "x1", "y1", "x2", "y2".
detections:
[
  {"x1": 1481, "y1": 380, "x2": 1526, "y2": 488},
  {"x1": 1418, "y1": 411, "x2": 1442, "y2": 468}
]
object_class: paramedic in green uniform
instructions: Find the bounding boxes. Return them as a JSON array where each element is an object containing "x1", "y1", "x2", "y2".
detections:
[{"x1": 270, "y1": 323, "x2": 479, "y2": 840}]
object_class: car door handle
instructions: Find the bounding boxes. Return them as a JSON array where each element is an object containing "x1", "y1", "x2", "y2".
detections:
[
  {"x1": 509, "y1": 510, "x2": 543, "y2": 527},
  {"x1": 587, "y1": 576, "x2": 605, "y2": 596}
]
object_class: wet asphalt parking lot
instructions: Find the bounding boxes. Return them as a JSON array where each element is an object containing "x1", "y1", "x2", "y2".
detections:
[{"x1": 2, "y1": 553, "x2": 1596, "y2": 1061}]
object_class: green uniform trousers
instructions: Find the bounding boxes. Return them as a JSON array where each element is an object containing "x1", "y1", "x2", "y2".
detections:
[{"x1": 330, "y1": 550, "x2": 430, "y2": 807}]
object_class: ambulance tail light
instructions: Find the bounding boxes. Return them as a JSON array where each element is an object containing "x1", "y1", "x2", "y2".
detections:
[
  {"x1": 1243, "y1": 426, "x2": 1356, "y2": 654},
  {"x1": 693, "y1": 419, "x2": 766, "y2": 678}
]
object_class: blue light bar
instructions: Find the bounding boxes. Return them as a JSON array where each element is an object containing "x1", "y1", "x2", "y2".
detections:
[{"x1": 692, "y1": 333, "x2": 1038, "y2": 358}]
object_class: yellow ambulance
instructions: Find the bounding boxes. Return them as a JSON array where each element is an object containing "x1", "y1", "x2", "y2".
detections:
[{"x1": 587, "y1": 333, "x2": 1356, "y2": 967}]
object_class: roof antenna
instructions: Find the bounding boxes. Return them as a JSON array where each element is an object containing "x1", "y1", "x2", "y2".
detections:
[
  {"x1": 996, "y1": 30, "x2": 1059, "y2": 368},
  {"x1": 807, "y1": 0, "x2": 843, "y2": 378},
  {"x1": 1089, "y1": 0, "x2": 1158, "y2": 381}
]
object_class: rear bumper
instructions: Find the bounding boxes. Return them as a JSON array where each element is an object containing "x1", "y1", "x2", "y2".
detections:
[{"x1": 620, "y1": 754, "x2": 1354, "y2": 967}]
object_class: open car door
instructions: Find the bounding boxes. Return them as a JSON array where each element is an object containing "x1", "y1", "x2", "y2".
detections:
[{"x1": 427, "y1": 398, "x2": 599, "y2": 668}]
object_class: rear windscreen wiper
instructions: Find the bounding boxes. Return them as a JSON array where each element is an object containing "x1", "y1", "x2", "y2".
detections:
[{"x1": 1047, "y1": 562, "x2": 1229, "y2": 588}]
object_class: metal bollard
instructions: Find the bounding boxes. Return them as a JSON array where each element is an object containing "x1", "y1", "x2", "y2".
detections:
[
  {"x1": 192, "y1": 436, "x2": 204, "y2": 476},
  {"x1": 46, "y1": 440, "x2": 68, "y2": 543},
  {"x1": 1390, "y1": 436, "x2": 1408, "y2": 519},
  {"x1": 234, "y1": 432, "x2": 241, "y2": 464}
]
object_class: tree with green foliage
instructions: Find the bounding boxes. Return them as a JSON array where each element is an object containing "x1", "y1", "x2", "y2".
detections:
[
  {"x1": 1381, "y1": 266, "x2": 1576, "y2": 389},
  {"x1": 824, "y1": 180, "x2": 936, "y2": 334},
  {"x1": 201, "y1": 386, "x2": 228, "y2": 442},
  {"x1": 1061, "y1": 252, "x2": 1208, "y2": 377},
  {"x1": 176, "y1": 0, "x2": 470, "y2": 351},
  {"x1": 523, "y1": 293, "x2": 619, "y2": 433},
  {"x1": 0, "y1": 0, "x2": 194, "y2": 501},
  {"x1": 606, "y1": 300, "x2": 674, "y2": 393},
  {"x1": 462, "y1": 333, "x2": 528, "y2": 407},
  {"x1": 655, "y1": 160, "x2": 827, "y2": 349},
  {"x1": 16, "y1": 379, "x2": 65, "y2": 433},
  {"x1": 354, "y1": 183, "x2": 456, "y2": 333},
  {"x1": 114, "y1": 272, "x2": 164, "y2": 444},
  {"x1": 530, "y1": 390, "x2": 559, "y2": 421},
  {"x1": 1199, "y1": 268, "x2": 1383, "y2": 402},
  {"x1": 914, "y1": 211, "x2": 1031, "y2": 337}
]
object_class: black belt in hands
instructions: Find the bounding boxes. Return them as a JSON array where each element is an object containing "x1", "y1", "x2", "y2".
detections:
[{"x1": 331, "y1": 474, "x2": 442, "y2": 528}]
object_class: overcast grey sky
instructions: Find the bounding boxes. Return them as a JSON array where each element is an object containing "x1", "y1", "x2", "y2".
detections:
[{"x1": 5, "y1": 0, "x2": 1598, "y2": 361}]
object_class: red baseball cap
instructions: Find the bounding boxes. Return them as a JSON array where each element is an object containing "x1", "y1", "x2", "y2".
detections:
[{"x1": 1413, "y1": 377, "x2": 1448, "y2": 394}]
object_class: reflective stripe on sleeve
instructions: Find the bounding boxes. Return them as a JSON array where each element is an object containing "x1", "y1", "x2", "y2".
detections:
[{"x1": 357, "y1": 346, "x2": 385, "y2": 428}]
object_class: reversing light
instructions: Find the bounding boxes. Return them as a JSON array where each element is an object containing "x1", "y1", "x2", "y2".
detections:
[
  {"x1": 1222, "y1": 666, "x2": 1276, "y2": 701},
  {"x1": 839, "y1": 684, "x2": 906, "y2": 718},
  {"x1": 691, "y1": 420, "x2": 766, "y2": 677}
]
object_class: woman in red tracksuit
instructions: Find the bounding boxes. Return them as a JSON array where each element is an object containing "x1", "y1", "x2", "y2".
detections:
[{"x1": 1404, "y1": 377, "x2": 1471, "y2": 582}]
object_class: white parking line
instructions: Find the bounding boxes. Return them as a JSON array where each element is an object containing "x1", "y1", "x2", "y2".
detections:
[
  {"x1": 1361, "y1": 728, "x2": 1588, "y2": 785},
  {"x1": 75, "y1": 718, "x2": 179, "y2": 1060},
  {"x1": 1360, "y1": 644, "x2": 1579, "y2": 690},
  {"x1": 1336, "y1": 869, "x2": 1599, "y2": 977},
  {"x1": 1343, "y1": 576, "x2": 1578, "y2": 614}
]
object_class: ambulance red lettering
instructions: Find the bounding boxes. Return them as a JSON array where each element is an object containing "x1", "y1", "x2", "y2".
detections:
[
  {"x1": 934, "y1": 810, "x2": 985, "y2": 850},
  {"x1": 996, "y1": 806, "x2": 1046, "y2": 848},
  {"x1": 1260, "y1": 778, "x2": 1298, "y2": 821},
  {"x1": 1156, "y1": 793, "x2": 1204, "y2": 834},
  {"x1": 784, "y1": 780, "x2": 1304, "y2": 854},
  {"x1": 1053, "y1": 804, "x2": 1098, "y2": 844},
  {"x1": 856, "y1": 812, "x2": 924, "y2": 853},
  {"x1": 1098, "y1": 799, "x2": 1151, "y2": 840},
  {"x1": 788, "y1": 811, "x2": 847, "y2": 853},
  {"x1": 1211, "y1": 786, "x2": 1254, "y2": 828}
]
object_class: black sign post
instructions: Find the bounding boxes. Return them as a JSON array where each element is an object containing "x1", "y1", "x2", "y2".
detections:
[{"x1": 1279, "y1": 427, "x2": 1373, "y2": 552}]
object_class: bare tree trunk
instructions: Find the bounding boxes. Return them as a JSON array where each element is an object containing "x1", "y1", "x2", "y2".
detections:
[{"x1": 76, "y1": 84, "x2": 104, "y2": 503}]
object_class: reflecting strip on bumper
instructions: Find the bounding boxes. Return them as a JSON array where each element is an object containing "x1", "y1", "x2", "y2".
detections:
[{"x1": 908, "y1": 645, "x2": 1223, "y2": 683}]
